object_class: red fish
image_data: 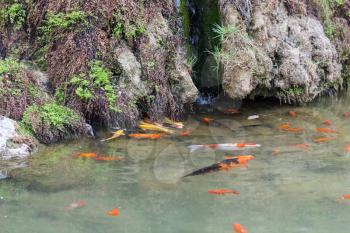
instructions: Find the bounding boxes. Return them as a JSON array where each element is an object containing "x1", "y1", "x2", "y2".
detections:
[
  {"x1": 288, "y1": 111, "x2": 297, "y2": 117},
  {"x1": 313, "y1": 137, "x2": 334, "y2": 143},
  {"x1": 184, "y1": 158, "x2": 242, "y2": 177},
  {"x1": 344, "y1": 112, "x2": 350, "y2": 118},
  {"x1": 65, "y1": 200, "x2": 86, "y2": 211},
  {"x1": 202, "y1": 117, "x2": 214, "y2": 124},
  {"x1": 107, "y1": 208, "x2": 119, "y2": 216},
  {"x1": 323, "y1": 120, "x2": 332, "y2": 126},
  {"x1": 76, "y1": 153, "x2": 97, "y2": 158},
  {"x1": 341, "y1": 194, "x2": 350, "y2": 199},
  {"x1": 223, "y1": 108, "x2": 240, "y2": 114},
  {"x1": 293, "y1": 144, "x2": 310, "y2": 150},
  {"x1": 128, "y1": 133, "x2": 162, "y2": 139},
  {"x1": 233, "y1": 223, "x2": 248, "y2": 233},
  {"x1": 315, "y1": 128, "x2": 338, "y2": 134},
  {"x1": 180, "y1": 131, "x2": 190, "y2": 137},
  {"x1": 208, "y1": 189, "x2": 240, "y2": 195},
  {"x1": 94, "y1": 156, "x2": 124, "y2": 161}
]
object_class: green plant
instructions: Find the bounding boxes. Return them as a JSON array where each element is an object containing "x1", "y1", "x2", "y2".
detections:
[
  {"x1": 40, "y1": 10, "x2": 88, "y2": 37},
  {"x1": 212, "y1": 23, "x2": 238, "y2": 42},
  {"x1": 0, "y1": 58, "x2": 23, "y2": 76},
  {"x1": 0, "y1": 3, "x2": 26, "y2": 30},
  {"x1": 22, "y1": 103, "x2": 81, "y2": 130}
]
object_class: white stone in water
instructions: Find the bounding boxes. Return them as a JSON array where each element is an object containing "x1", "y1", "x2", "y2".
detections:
[{"x1": 248, "y1": 115, "x2": 260, "y2": 120}]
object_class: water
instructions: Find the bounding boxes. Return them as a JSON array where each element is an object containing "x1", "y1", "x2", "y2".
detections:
[{"x1": 1, "y1": 95, "x2": 350, "y2": 233}]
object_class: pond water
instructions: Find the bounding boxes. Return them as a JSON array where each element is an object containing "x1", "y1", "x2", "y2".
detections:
[{"x1": 1, "y1": 94, "x2": 350, "y2": 233}]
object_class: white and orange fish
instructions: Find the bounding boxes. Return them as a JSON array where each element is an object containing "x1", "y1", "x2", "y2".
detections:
[{"x1": 188, "y1": 143, "x2": 261, "y2": 153}]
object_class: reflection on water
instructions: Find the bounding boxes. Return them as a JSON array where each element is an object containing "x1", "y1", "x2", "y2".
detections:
[{"x1": 1, "y1": 94, "x2": 350, "y2": 232}]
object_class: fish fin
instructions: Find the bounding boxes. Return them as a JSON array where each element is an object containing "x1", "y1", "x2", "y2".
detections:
[{"x1": 188, "y1": 145, "x2": 202, "y2": 153}]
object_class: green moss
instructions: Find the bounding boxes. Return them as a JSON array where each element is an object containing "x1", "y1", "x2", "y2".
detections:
[
  {"x1": 0, "y1": 3, "x2": 26, "y2": 30},
  {"x1": 111, "y1": 12, "x2": 146, "y2": 40},
  {"x1": 69, "y1": 60, "x2": 119, "y2": 112},
  {"x1": 40, "y1": 10, "x2": 89, "y2": 39},
  {"x1": 179, "y1": 0, "x2": 191, "y2": 56},
  {"x1": 22, "y1": 103, "x2": 81, "y2": 131},
  {"x1": 0, "y1": 58, "x2": 23, "y2": 76}
]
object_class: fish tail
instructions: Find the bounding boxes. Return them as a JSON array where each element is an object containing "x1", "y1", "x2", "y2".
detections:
[{"x1": 188, "y1": 145, "x2": 202, "y2": 153}]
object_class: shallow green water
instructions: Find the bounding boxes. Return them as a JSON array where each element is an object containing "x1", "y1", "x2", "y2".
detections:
[{"x1": 2, "y1": 95, "x2": 350, "y2": 233}]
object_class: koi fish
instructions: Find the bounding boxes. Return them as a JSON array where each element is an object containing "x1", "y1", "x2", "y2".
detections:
[
  {"x1": 272, "y1": 148, "x2": 280, "y2": 156},
  {"x1": 223, "y1": 155, "x2": 255, "y2": 164},
  {"x1": 180, "y1": 131, "x2": 190, "y2": 137},
  {"x1": 208, "y1": 189, "x2": 240, "y2": 195},
  {"x1": 345, "y1": 145, "x2": 350, "y2": 152},
  {"x1": 279, "y1": 124, "x2": 303, "y2": 133},
  {"x1": 94, "y1": 156, "x2": 124, "y2": 161},
  {"x1": 288, "y1": 111, "x2": 297, "y2": 117},
  {"x1": 107, "y1": 208, "x2": 119, "y2": 216},
  {"x1": 65, "y1": 200, "x2": 86, "y2": 211},
  {"x1": 323, "y1": 120, "x2": 332, "y2": 126},
  {"x1": 138, "y1": 121, "x2": 174, "y2": 134},
  {"x1": 293, "y1": 144, "x2": 310, "y2": 150},
  {"x1": 77, "y1": 153, "x2": 97, "y2": 158},
  {"x1": 128, "y1": 133, "x2": 162, "y2": 139},
  {"x1": 202, "y1": 117, "x2": 214, "y2": 124},
  {"x1": 184, "y1": 158, "x2": 245, "y2": 177},
  {"x1": 100, "y1": 130, "x2": 125, "y2": 142},
  {"x1": 188, "y1": 143, "x2": 261, "y2": 153},
  {"x1": 344, "y1": 112, "x2": 350, "y2": 118},
  {"x1": 233, "y1": 223, "x2": 248, "y2": 233},
  {"x1": 313, "y1": 137, "x2": 334, "y2": 143},
  {"x1": 223, "y1": 108, "x2": 240, "y2": 114},
  {"x1": 342, "y1": 194, "x2": 350, "y2": 199},
  {"x1": 164, "y1": 117, "x2": 184, "y2": 129},
  {"x1": 315, "y1": 128, "x2": 338, "y2": 134}
]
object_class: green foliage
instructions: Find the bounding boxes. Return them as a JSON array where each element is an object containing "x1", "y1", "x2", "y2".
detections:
[
  {"x1": 277, "y1": 86, "x2": 305, "y2": 99},
  {"x1": 69, "y1": 61, "x2": 119, "y2": 112},
  {"x1": 22, "y1": 103, "x2": 80, "y2": 130},
  {"x1": 212, "y1": 23, "x2": 238, "y2": 42},
  {"x1": 41, "y1": 10, "x2": 88, "y2": 36},
  {"x1": 0, "y1": 3, "x2": 26, "y2": 30},
  {"x1": 111, "y1": 12, "x2": 146, "y2": 40},
  {"x1": 0, "y1": 58, "x2": 23, "y2": 76}
]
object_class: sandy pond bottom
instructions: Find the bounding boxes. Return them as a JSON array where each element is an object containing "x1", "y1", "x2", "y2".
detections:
[{"x1": 1, "y1": 95, "x2": 350, "y2": 233}]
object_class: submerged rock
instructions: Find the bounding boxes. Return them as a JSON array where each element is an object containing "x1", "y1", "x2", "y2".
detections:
[{"x1": 0, "y1": 116, "x2": 37, "y2": 160}]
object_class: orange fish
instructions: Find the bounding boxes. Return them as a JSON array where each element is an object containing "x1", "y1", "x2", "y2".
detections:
[
  {"x1": 128, "y1": 133, "x2": 162, "y2": 139},
  {"x1": 224, "y1": 155, "x2": 255, "y2": 164},
  {"x1": 288, "y1": 111, "x2": 297, "y2": 117},
  {"x1": 345, "y1": 145, "x2": 350, "y2": 152},
  {"x1": 208, "y1": 189, "x2": 240, "y2": 195},
  {"x1": 233, "y1": 223, "x2": 248, "y2": 233},
  {"x1": 315, "y1": 128, "x2": 338, "y2": 134},
  {"x1": 313, "y1": 137, "x2": 334, "y2": 143},
  {"x1": 279, "y1": 124, "x2": 303, "y2": 133},
  {"x1": 323, "y1": 120, "x2": 332, "y2": 126},
  {"x1": 94, "y1": 156, "x2": 124, "y2": 161},
  {"x1": 202, "y1": 117, "x2": 214, "y2": 124},
  {"x1": 77, "y1": 153, "x2": 97, "y2": 158},
  {"x1": 107, "y1": 208, "x2": 119, "y2": 216},
  {"x1": 223, "y1": 108, "x2": 240, "y2": 114},
  {"x1": 293, "y1": 144, "x2": 310, "y2": 150},
  {"x1": 342, "y1": 194, "x2": 350, "y2": 199},
  {"x1": 180, "y1": 131, "x2": 190, "y2": 137},
  {"x1": 271, "y1": 148, "x2": 280, "y2": 156},
  {"x1": 65, "y1": 200, "x2": 86, "y2": 211},
  {"x1": 344, "y1": 112, "x2": 350, "y2": 118}
]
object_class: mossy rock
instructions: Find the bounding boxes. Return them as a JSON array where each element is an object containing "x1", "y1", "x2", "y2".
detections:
[{"x1": 21, "y1": 103, "x2": 86, "y2": 144}]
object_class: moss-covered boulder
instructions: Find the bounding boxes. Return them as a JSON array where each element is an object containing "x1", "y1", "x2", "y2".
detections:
[{"x1": 21, "y1": 103, "x2": 86, "y2": 144}]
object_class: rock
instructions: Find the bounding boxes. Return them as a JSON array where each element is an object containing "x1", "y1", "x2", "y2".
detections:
[
  {"x1": 219, "y1": 0, "x2": 342, "y2": 103},
  {"x1": 0, "y1": 116, "x2": 37, "y2": 160},
  {"x1": 117, "y1": 47, "x2": 148, "y2": 97}
]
